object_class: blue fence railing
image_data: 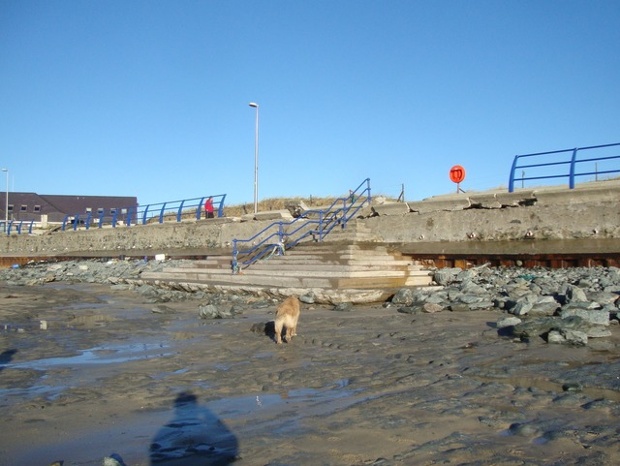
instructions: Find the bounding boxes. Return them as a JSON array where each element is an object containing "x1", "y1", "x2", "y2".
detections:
[
  {"x1": 1, "y1": 220, "x2": 35, "y2": 236},
  {"x1": 232, "y1": 178, "x2": 371, "y2": 273},
  {"x1": 508, "y1": 143, "x2": 620, "y2": 192},
  {"x1": 61, "y1": 195, "x2": 227, "y2": 231}
]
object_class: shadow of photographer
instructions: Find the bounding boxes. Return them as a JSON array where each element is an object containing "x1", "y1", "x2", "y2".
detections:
[
  {"x1": 0, "y1": 349, "x2": 17, "y2": 373},
  {"x1": 150, "y1": 391, "x2": 238, "y2": 465}
]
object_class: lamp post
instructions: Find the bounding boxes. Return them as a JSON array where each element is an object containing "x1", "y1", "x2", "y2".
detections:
[
  {"x1": 249, "y1": 102, "x2": 259, "y2": 214},
  {"x1": 1, "y1": 168, "x2": 7, "y2": 233}
]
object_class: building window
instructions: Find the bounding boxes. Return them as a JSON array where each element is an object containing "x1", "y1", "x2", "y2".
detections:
[
  {"x1": 34, "y1": 205, "x2": 41, "y2": 212},
  {"x1": 8, "y1": 204, "x2": 13, "y2": 212},
  {"x1": 20, "y1": 205, "x2": 27, "y2": 212},
  {"x1": 110, "y1": 208, "x2": 117, "y2": 214},
  {"x1": 97, "y1": 208, "x2": 104, "y2": 215},
  {"x1": 86, "y1": 207, "x2": 92, "y2": 213}
]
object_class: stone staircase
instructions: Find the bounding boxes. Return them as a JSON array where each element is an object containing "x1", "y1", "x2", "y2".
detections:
[
  {"x1": 142, "y1": 242, "x2": 431, "y2": 289},
  {"x1": 140, "y1": 219, "x2": 433, "y2": 301}
]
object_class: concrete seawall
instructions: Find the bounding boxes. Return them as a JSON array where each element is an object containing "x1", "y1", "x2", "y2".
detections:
[{"x1": 2, "y1": 180, "x2": 619, "y2": 259}]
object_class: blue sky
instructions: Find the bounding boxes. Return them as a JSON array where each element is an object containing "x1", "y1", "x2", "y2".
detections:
[{"x1": 1, "y1": 0, "x2": 619, "y2": 206}]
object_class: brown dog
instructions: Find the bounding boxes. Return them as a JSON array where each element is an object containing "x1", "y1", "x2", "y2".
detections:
[{"x1": 274, "y1": 295, "x2": 300, "y2": 344}]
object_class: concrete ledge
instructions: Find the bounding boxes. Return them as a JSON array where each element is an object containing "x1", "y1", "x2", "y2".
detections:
[
  {"x1": 241, "y1": 210, "x2": 295, "y2": 222},
  {"x1": 408, "y1": 197, "x2": 471, "y2": 213},
  {"x1": 468, "y1": 194, "x2": 502, "y2": 209},
  {"x1": 495, "y1": 190, "x2": 536, "y2": 206},
  {"x1": 370, "y1": 202, "x2": 410, "y2": 216}
]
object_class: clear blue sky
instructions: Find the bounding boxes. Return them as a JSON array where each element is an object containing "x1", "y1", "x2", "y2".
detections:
[{"x1": 1, "y1": 0, "x2": 619, "y2": 206}]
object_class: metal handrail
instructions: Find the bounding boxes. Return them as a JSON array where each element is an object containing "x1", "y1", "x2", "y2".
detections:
[
  {"x1": 1, "y1": 220, "x2": 35, "y2": 236},
  {"x1": 509, "y1": 143, "x2": 620, "y2": 192},
  {"x1": 61, "y1": 194, "x2": 227, "y2": 231},
  {"x1": 232, "y1": 179, "x2": 371, "y2": 273}
]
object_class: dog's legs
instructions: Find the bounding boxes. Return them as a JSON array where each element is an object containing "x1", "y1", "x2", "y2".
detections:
[{"x1": 274, "y1": 320, "x2": 283, "y2": 344}]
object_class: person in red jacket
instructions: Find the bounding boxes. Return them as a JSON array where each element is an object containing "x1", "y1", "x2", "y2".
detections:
[{"x1": 204, "y1": 197, "x2": 215, "y2": 218}]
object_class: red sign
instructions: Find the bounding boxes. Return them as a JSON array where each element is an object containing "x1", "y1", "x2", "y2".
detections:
[{"x1": 449, "y1": 165, "x2": 466, "y2": 184}]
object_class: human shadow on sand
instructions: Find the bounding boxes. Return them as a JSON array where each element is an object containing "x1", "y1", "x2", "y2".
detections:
[
  {"x1": 0, "y1": 349, "x2": 17, "y2": 373},
  {"x1": 150, "y1": 391, "x2": 238, "y2": 465}
]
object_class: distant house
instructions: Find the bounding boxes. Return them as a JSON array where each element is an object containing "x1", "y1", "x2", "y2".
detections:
[{"x1": 0, "y1": 193, "x2": 138, "y2": 224}]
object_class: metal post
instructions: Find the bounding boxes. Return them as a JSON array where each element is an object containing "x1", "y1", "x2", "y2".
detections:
[
  {"x1": 2, "y1": 168, "x2": 8, "y2": 233},
  {"x1": 249, "y1": 102, "x2": 259, "y2": 214}
]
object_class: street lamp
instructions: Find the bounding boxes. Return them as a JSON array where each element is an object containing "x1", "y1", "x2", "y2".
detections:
[
  {"x1": 1, "y1": 168, "x2": 7, "y2": 233},
  {"x1": 249, "y1": 102, "x2": 259, "y2": 214}
]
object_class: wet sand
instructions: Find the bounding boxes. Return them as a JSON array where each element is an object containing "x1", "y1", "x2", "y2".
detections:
[{"x1": 1, "y1": 283, "x2": 619, "y2": 465}]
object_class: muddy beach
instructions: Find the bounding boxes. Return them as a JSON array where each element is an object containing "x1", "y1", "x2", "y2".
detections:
[{"x1": 1, "y1": 282, "x2": 620, "y2": 466}]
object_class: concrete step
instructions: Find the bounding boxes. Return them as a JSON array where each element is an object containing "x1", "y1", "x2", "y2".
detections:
[
  {"x1": 158, "y1": 265, "x2": 416, "y2": 278},
  {"x1": 143, "y1": 270, "x2": 333, "y2": 288},
  {"x1": 142, "y1": 239, "x2": 434, "y2": 291},
  {"x1": 246, "y1": 262, "x2": 413, "y2": 271},
  {"x1": 143, "y1": 269, "x2": 431, "y2": 290}
]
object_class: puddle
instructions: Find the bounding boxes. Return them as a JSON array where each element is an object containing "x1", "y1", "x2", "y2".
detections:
[
  {"x1": 1, "y1": 315, "x2": 115, "y2": 333},
  {"x1": 0, "y1": 383, "x2": 65, "y2": 401},
  {"x1": 3, "y1": 342, "x2": 171, "y2": 371},
  {"x1": 208, "y1": 378, "x2": 358, "y2": 418}
]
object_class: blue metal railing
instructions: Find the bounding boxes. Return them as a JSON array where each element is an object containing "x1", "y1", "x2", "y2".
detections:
[
  {"x1": 61, "y1": 194, "x2": 226, "y2": 231},
  {"x1": 508, "y1": 143, "x2": 620, "y2": 192},
  {"x1": 1, "y1": 220, "x2": 35, "y2": 235},
  {"x1": 232, "y1": 178, "x2": 371, "y2": 273}
]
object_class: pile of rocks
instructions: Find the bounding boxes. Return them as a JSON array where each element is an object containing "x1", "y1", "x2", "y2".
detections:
[
  {"x1": 0, "y1": 258, "x2": 274, "y2": 311},
  {"x1": 392, "y1": 264, "x2": 620, "y2": 346},
  {"x1": 0, "y1": 258, "x2": 170, "y2": 286}
]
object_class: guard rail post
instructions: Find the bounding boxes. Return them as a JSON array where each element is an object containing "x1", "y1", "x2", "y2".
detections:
[
  {"x1": 569, "y1": 148, "x2": 578, "y2": 189},
  {"x1": 176, "y1": 200, "x2": 185, "y2": 222}
]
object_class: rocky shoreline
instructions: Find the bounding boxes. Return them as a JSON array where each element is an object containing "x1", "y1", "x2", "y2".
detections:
[{"x1": 3, "y1": 258, "x2": 619, "y2": 349}]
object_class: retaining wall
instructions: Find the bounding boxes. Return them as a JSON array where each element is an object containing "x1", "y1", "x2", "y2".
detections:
[{"x1": 1, "y1": 181, "x2": 619, "y2": 258}]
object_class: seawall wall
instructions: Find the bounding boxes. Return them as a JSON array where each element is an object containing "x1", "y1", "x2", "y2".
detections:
[{"x1": 1, "y1": 181, "x2": 619, "y2": 258}]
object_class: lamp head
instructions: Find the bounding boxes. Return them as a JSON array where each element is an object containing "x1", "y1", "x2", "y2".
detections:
[{"x1": 248, "y1": 102, "x2": 258, "y2": 108}]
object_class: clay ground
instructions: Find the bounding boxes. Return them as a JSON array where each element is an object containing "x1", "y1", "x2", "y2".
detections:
[{"x1": 1, "y1": 283, "x2": 619, "y2": 465}]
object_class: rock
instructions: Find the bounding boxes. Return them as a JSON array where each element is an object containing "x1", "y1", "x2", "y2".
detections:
[
  {"x1": 508, "y1": 422, "x2": 539, "y2": 436},
  {"x1": 151, "y1": 305, "x2": 175, "y2": 314},
  {"x1": 586, "y1": 326, "x2": 612, "y2": 338},
  {"x1": 333, "y1": 302, "x2": 353, "y2": 312},
  {"x1": 562, "y1": 382, "x2": 583, "y2": 392},
  {"x1": 529, "y1": 296, "x2": 560, "y2": 316},
  {"x1": 512, "y1": 317, "x2": 559, "y2": 340},
  {"x1": 422, "y1": 302, "x2": 443, "y2": 313},
  {"x1": 397, "y1": 305, "x2": 422, "y2": 315},
  {"x1": 299, "y1": 292, "x2": 315, "y2": 304},
  {"x1": 510, "y1": 300, "x2": 534, "y2": 316},
  {"x1": 559, "y1": 308, "x2": 610, "y2": 326},
  {"x1": 587, "y1": 291, "x2": 619, "y2": 306},
  {"x1": 497, "y1": 316, "x2": 522, "y2": 329},
  {"x1": 566, "y1": 284, "x2": 588, "y2": 303},
  {"x1": 199, "y1": 304, "x2": 237, "y2": 319},
  {"x1": 391, "y1": 288, "x2": 414, "y2": 305},
  {"x1": 548, "y1": 329, "x2": 588, "y2": 346},
  {"x1": 199, "y1": 304, "x2": 219, "y2": 319},
  {"x1": 433, "y1": 268, "x2": 461, "y2": 286}
]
